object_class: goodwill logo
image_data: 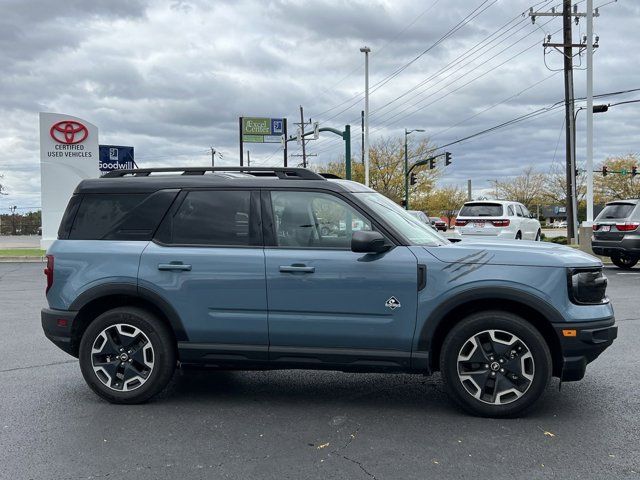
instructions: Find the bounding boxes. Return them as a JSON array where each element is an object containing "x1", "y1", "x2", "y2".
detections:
[{"x1": 46, "y1": 120, "x2": 92, "y2": 158}]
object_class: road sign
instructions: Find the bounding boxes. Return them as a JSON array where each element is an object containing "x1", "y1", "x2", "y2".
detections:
[{"x1": 241, "y1": 117, "x2": 285, "y2": 143}]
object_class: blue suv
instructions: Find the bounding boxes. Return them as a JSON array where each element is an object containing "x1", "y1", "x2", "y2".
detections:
[{"x1": 42, "y1": 167, "x2": 617, "y2": 417}]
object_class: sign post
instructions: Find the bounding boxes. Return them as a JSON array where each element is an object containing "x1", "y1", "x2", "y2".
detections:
[{"x1": 39, "y1": 112, "x2": 99, "y2": 249}]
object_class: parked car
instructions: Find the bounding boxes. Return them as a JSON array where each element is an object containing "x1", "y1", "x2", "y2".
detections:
[
  {"x1": 430, "y1": 217, "x2": 448, "y2": 231},
  {"x1": 455, "y1": 200, "x2": 541, "y2": 240},
  {"x1": 557, "y1": 220, "x2": 568, "y2": 229},
  {"x1": 42, "y1": 167, "x2": 616, "y2": 417},
  {"x1": 407, "y1": 210, "x2": 436, "y2": 231},
  {"x1": 591, "y1": 199, "x2": 639, "y2": 269}
]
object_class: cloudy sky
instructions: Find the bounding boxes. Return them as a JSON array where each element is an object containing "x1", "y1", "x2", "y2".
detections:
[{"x1": 0, "y1": 0, "x2": 638, "y2": 211}]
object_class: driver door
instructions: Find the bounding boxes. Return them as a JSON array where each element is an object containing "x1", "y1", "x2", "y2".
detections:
[{"x1": 263, "y1": 190, "x2": 419, "y2": 369}]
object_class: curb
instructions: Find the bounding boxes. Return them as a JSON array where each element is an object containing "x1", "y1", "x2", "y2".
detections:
[{"x1": 0, "y1": 256, "x2": 46, "y2": 263}]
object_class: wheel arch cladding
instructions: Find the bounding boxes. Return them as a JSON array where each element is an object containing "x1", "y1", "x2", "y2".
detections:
[
  {"x1": 422, "y1": 290, "x2": 563, "y2": 377},
  {"x1": 69, "y1": 285, "x2": 187, "y2": 356}
]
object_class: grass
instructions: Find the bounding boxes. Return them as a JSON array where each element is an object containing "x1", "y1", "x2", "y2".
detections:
[{"x1": 0, "y1": 248, "x2": 46, "y2": 257}]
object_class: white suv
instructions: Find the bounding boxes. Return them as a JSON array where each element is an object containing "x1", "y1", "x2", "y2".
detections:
[{"x1": 455, "y1": 200, "x2": 541, "y2": 241}]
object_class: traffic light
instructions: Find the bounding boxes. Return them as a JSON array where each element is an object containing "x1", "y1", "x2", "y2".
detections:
[
  {"x1": 632, "y1": 166, "x2": 638, "y2": 177},
  {"x1": 410, "y1": 172, "x2": 418, "y2": 186},
  {"x1": 445, "y1": 152, "x2": 452, "y2": 166},
  {"x1": 602, "y1": 166, "x2": 608, "y2": 177},
  {"x1": 429, "y1": 159, "x2": 436, "y2": 169}
]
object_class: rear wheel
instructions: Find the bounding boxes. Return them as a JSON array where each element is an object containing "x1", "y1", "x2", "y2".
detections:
[
  {"x1": 535, "y1": 230, "x2": 541, "y2": 241},
  {"x1": 440, "y1": 311, "x2": 551, "y2": 417},
  {"x1": 515, "y1": 231, "x2": 522, "y2": 240},
  {"x1": 79, "y1": 307, "x2": 176, "y2": 404},
  {"x1": 611, "y1": 253, "x2": 638, "y2": 270}
]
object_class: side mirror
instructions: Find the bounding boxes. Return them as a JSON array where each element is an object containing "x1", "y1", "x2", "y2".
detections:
[{"x1": 351, "y1": 231, "x2": 389, "y2": 254}]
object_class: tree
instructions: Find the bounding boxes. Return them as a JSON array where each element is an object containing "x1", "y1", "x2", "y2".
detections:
[
  {"x1": 594, "y1": 154, "x2": 640, "y2": 203},
  {"x1": 542, "y1": 163, "x2": 586, "y2": 205},
  {"x1": 319, "y1": 136, "x2": 439, "y2": 204},
  {"x1": 415, "y1": 186, "x2": 468, "y2": 226},
  {"x1": 0, "y1": 174, "x2": 6, "y2": 196},
  {"x1": 489, "y1": 167, "x2": 547, "y2": 209}
]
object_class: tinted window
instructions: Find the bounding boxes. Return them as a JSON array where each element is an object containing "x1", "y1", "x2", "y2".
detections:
[
  {"x1": 69, "y1": 194, "x2": 148, "y2": 240},
  {"x1": 459, "y1": 203, "x2": 504, "y2": 217},
  {"x1": 271, "y1": 191, "x2": 372, "y2": 248},
  {"x1": 598, "y1": 203, "x2": 636, "y2": 219},
  {"x1": 170, "y1": 190, "x2": 253, "y2": 246},
  {"x1": 520, "y1": 205, "x2": 530, "y2": 217},
  {"x1": 516, "y1": 205, "x2": 524, "y2": 217},
  {"x1": 507, "y1": 205, "x2": 515, "y2": 216}
]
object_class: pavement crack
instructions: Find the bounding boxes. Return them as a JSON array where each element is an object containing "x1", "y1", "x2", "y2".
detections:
[
  {"x1": 0, "y1": 359, "x2": 77, "y2": 373},
  {"x1": 340, "y1": 454, "x2": 377, "y2": 479}
]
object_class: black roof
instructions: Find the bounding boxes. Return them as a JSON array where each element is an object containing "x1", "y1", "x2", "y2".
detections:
[{"x1": 75, "y1": 167, "x2": 372, "y2": 195}]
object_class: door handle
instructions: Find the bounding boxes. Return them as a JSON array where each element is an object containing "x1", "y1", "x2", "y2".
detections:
[
  {"x1": 279, "y1": 265, "x2": 315, "y2": 273},
  {"x1": 158, "y1": 262, "x2": 192, "y2": 271}
]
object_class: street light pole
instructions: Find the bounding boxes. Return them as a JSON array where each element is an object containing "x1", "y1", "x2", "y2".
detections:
[
  {"x1": 360, "y1": 46, "x2": 371, "y2": 187},
  {"x1": 586, "y1": 0, "x2": 595, "y2": 223}
]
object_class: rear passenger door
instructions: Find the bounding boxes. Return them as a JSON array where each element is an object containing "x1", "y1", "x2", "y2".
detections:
[{"x1": 138, "y1": 189, "x2": 269, "y2": 363}]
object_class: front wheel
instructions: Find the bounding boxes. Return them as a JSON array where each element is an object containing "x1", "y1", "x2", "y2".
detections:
[
  {"x1": 611, "y1": 253, "x2": 638, "y2": 270},
  {"x1": 79, "y1": 307, "x2": 176, "y2": 404},
  {"x1": 440, "y1": 311, "x2": 551, "y2": 417}
]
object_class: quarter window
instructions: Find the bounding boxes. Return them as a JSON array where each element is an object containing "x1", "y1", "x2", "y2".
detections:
[
  {"x1": 270, "y1": 191, "x2": 372, "y2": 248},
  {"x1": 170, "y1": 190, "x2": 253, "y2": 246}
]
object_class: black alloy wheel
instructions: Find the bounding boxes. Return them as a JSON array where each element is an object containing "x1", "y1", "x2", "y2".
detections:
[
  {"x1": 440, "y1": 311, "x2": 551, "y2": 417},
  {"x1": 79, "y1": 307, "x2": 176, "y2": 404},
  {"x1": 611, "y1": 253, "x2": 638, "y2": 270}
]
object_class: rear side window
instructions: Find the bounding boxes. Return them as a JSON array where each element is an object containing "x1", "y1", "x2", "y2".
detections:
[
  {"x1": 168, "y1": 190, "x2": 256, "y2": 246},
  {"x1": 598, "y1": 203, "x2": 636, "y2": 219},
  {"x1": 66, "y1": 190, "x2": 178, "y2": 240},
  {"x1": 459, "y1": 203, "x2": 504, "y2": 217}
]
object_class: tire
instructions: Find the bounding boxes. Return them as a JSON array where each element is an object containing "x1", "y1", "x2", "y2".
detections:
[
  {"x1": 535, "y1": 229, "x2": 541, "y2": 241},
  {"x1": 439, "y1": 311, "x2": 552, "y2": 418},
  {"x1": 611, "y1": 253, "x2": 638, "y2": 270},
  {"x1": 79, "y1": 307, "x2": 176, "y2": 404},
  {"x1": 515, "y1": 231, "x2": 522, "y2": 240}
]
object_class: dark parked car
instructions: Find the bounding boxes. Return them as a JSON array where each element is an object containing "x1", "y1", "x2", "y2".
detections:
[
  {"x1": 430, "y1": 217, "x2": 448, "y2": 231},
  {"x1": 592, "y1": 199, "x2": 639, "y2": 269}
]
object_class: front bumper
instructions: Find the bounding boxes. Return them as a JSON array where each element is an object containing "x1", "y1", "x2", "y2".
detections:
[
  {"x1": 41, "y1": 308, "x2": 78, "y2": 357},
  {"x1": 591, "y1": 235, "x2": 640, "y2": 257},
  {"x1": 553, "y1": 317, "x2": 617, "y2": 381}
]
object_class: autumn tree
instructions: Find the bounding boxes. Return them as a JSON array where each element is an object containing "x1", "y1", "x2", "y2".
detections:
[
  {"x1": 318, "y1": 136, "x2": 440, "y2": 204},
  {"x1": 542, "y1": 163, "x2": 586, "y2": 205},
  {"x1": 489, "y1": 167, "x2": 547, "y2": 209},
  {"x1": 594, "y1": 154, "x2": 640, "y2": 203},
  {"x1": 414, "y1": 186, "x2": 468, "y2": 225}
]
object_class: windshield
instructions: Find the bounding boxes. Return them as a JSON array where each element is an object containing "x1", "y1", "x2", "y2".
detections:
[
  {"x1": 459, "y1": 203, "x2": 503, "y2": 217},
  {"x1": 356, "y1": 192, "x2": 448, "y2": 246}
]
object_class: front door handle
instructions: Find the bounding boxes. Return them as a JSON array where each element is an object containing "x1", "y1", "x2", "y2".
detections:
[
  {"x1": 279, "y1": 265, "x2": 315, "y2": 273},
  {"x1": 158, "y1": 262, "x2": 192, "y2": 271}
]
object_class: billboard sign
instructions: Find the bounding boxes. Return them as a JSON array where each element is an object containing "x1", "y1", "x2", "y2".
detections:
[
  {"x1": 241, "y1": 117, "x2": 284, "y2": 143},
  {"x1": 39, "y1": 112, "x2": 99, "y2": 249},
  {"x1": 99, "y1": 145, "x2": 135, "y2": 175}
]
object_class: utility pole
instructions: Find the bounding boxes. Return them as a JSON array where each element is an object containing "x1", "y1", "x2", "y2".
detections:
[
  {"x1": 299, "y1": 105, "x2": 307, "y2": 167},
  {"x1": 585, "y1": 0, "x2": 595, "y2": 223},
  {"x1": 529, "y1": 1, "x2": 601, "y2": 242},
  {"x1": 210, "y1": 147, "x2": 216, "y2": 167},
  {"x1": 246, "y1": 150, "x2": 250, "y2": 167},
  {"x1": 9, "y1": 205, "x2": 17, "y2": 236},
  {"x1": 361, "y1": 110, "x2": 365, "y2": 165},
  {"x1": 360, "y1": 46, "x2": 371, "y2": 187},
  {"x1": 467, "y1": 180, "x2": 472, "y2": 201}
]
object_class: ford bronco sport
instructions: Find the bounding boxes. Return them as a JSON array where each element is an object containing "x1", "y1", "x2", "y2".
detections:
[{"x1": 42, "y1": 167, "x2": 617, "y2": 417}]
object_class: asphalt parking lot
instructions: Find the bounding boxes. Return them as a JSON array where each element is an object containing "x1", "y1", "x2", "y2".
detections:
[{"x1": 0, "y1": 263, "x2": 638, "y2": 480}]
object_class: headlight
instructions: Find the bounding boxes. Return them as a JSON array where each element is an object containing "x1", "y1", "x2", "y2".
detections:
[{"x1": 568, "y1": 268, "x2": 608, "y2": 305}]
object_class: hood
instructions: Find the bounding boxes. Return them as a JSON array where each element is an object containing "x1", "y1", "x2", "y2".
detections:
[{"x1": 427, "y1": 238, "x2": 602, "y2": 268}]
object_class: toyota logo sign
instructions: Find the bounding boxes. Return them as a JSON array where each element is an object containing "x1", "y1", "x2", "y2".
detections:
[{"x1": 50, "y1": 120, "x2": 89, "y2": 144}]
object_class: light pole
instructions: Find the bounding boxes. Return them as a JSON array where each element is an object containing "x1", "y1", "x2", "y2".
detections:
[
  {"x1": 404, "y1": 128, "x2": 425, "y2": 210},
  {"x1": 574, "y1": 103, "x2": 608, "y2": 230},
  {"x1": 360, "y1": 46, "x2": 371, "y2": 187}
]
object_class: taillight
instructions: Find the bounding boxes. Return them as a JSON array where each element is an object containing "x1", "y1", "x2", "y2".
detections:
[
  {"x1": 455, "y1": 219, "x2": 468, "y2": 227},
  {"x1": 616, "y1": 222, "x2": 639, "y2": 232},
  {"x1": 44, "y1": 255, "x2": 54, "y2": 294},
  {"x1": 491, "y1": 219, "x2": 510, "y2": 227},
  {"x1": 592, "y1": 224, "x2": 600, "y2": 231}
]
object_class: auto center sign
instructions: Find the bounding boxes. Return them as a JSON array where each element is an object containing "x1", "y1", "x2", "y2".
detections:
[{"x1": 40, "y1": 112, "x2": 99, "y2": 249}]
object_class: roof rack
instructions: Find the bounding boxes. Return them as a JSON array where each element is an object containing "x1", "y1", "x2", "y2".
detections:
[{"x1": 102, "y1": 167, "x2": 326, "y2": 180}]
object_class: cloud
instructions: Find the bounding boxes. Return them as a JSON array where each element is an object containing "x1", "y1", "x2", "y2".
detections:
[{"x1": 0, "y1": 0, "x2": 638, "y2": 210}]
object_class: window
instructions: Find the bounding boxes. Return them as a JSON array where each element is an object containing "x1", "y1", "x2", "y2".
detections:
[
  {"x1": 516, "y1": 205, "x2": 524, "y2": 217},
  {"x1": 507, "y1": 205, "x2": 515, "y2": 217},
  {"x1": 69, "y1": 194, "x2": 148, "y2": 240},
  {"x1": 598, "y1": 203, "x2": 636, "y2": 219},
  {"x1": 521, "y1": 205, "x2": 531, "y2": 217},
  {"x1": 459, "y1": 203, "x2": 504, "y2": 217},
  {"x1": 270, "y1": 191, "x2": 372, "y2": 248},
  {"x1": 170, "y1": 190, "x2": 253, "y2": 246}
]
